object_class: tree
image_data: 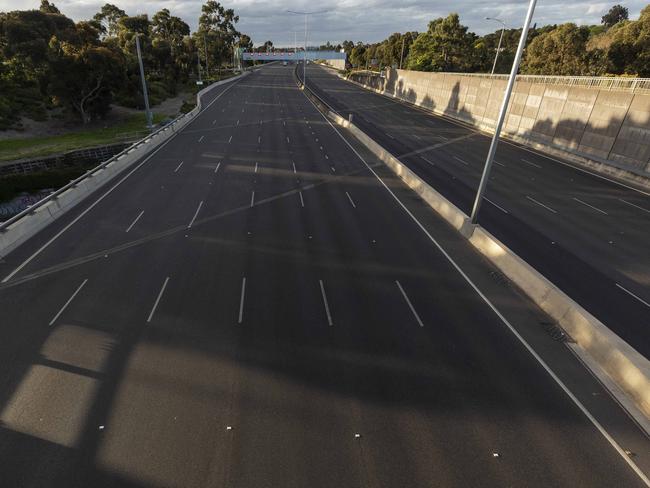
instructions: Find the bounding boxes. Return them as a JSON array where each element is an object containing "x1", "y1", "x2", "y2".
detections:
[
  {"x1": 194, "y1": 1, "x2": 240, "y2": 71},
  {"x1": 607, "y1": 5, "x2": 650, "y2": 76},
  {"x1": 49, "y1": 44, "x2": 123, "y2": 123},
  {"x1": 93, "y1": 3, "x2": 127, "y2": 37},
  {"x1": 407, "y1": 14, "x2": 476, "y2": 72},
  {"x1": 602, "y1": 5, "x2": 629, "y2": 28},
  {"x1": 350, "y1": 43, "x2": 367, "y2": 68},
  {"x1": 39, "y1": 0, "x2": 60, "y2": 14},
  {"x1": 237, "y1": 34, "x2": 253, "y2": 51},
  {"x1": 522, "y1": 23, "x2": 605, "y2": 75}
]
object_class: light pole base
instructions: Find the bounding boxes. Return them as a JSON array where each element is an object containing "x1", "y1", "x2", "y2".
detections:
[{"x1": 460, "y1": 219, "x2": 477, "y2": 239}]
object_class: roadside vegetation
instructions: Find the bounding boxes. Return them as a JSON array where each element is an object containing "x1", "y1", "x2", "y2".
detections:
[
  {"x1": 339, "y1": 4, "x2": 650, "y2": 77},
  {"x1": 0, "y1": 0, "x2": 253, "y2": 133}
]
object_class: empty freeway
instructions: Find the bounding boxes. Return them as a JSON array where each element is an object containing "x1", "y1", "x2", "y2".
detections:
[
  {"x1": 304, "y1": 63, "x2": 650, "y2": 360},
  {"x1": 0, "y1": 64, "x2": 648, "y2": 487}
]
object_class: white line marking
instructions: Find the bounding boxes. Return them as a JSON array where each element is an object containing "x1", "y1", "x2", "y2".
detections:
[
  {"x1": 236, "y1": 119, "x2": 240, "y2": 126},
  {"x1": 345, "y1": 191, "x2": 356, "y2": 208},
  {"x1": 174, "y1": 161, "x2": 184, "y2": 173},
  {"x1": 454, "y1": 156, "x2": 469, "y2": 165},
  {"x1": 413, "y1": 134, "x2": 421, "y2": 140},
  {"x1": 198, "y1": 135, "x2": 204, "y2": 143},
  {"x1": 521, "y1": 158, "x2": 542, "y2": 169},
  {"x1": 616, "y1": 284, "x2": 650, "y2": 308},
  {"x1": 254, "y1": 162, "x2": 258, "y2": 173},
  {"x1": 292, "y1": 161, "x2": 297, "y2": 173},
  {"x1": 299, "y1": 191, "x2": 305, "y2": 207},
  {"x1": 493, "y1": 160, "x2": 506, "y2": 167},
  {"x1": 395, "y1": 280, "x2": 424, "y2": 327},
  {"x1": 126, "y1": 210, "x2": 144, "y2": 232},
  {"x1": 302, "y1": 90, "x2": 650, "y2": 486},
  {"x1": 49, "y1": 279, "x2": 88, "y2": 326},
  {"x1": 228, "y1": 135, "x2": 233, "y2": 143},
  {"x1": 319, "y1": 279, "x2": 333, "y2": 326},
  {"x1": 212, "y1": 119, "x2": 216, "y2": 125},
  {"x1": 526, "y1": 196, "x2": 557, "y2": 214},
  {"x1": 485, "y1": 198, "x2": 508, "y2": 214},
  {"x1": 147, "y1": 277, "x2": 170, "y2": 323},
  {"x1": 320, "y1": 146, "x2": 324, "y2": 151},
  {"x1": 287, "y1": 136, "x2": 290, "y2": 144},
  {"x1": 325, "y1": 154, "x2": 329, "y2": 160},
  {"x1": 1, "y1": 77, "x2": 242, "y2": 283},
  {"x1": 619, "y1": 198, "x2": 650, "y2": 214},
  {"x1": 330, "y1": 166, "x2": 336, "y2": 173},
  {"x1": 214, "y1": 162, "x2": 221, "y2": 173},
  {"x1": 421, "y1": 156, "x2": 434, "y2": 165},
  {"x1": 258, "y1": 136, "x2": 261, "y2": 144},
  {"x1": 250, "y1": 191, "x2": 255, "y2": 207},
  {"x1": 238, "y1": 277, "x2": 246, "y2": 324},
  {"x1": 573, "y1": 197, "x2": 608, "y2": 215},
  {"x1": 187, "y1": 200, "x2": 203, "y2": 229},
  {"x1": 386, "y1": 132, "x2": 395, "y2": 139}
]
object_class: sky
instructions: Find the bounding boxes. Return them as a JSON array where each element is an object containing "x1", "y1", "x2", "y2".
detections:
[{"x1": 0, "y1": 0, "x2": 646, "y2": 46}]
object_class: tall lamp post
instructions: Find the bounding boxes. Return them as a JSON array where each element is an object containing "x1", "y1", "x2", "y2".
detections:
[
  {"x1": 470, "y1": 0, "x2": 537, "y2": 225},
  {"x1": 135, "y1": 34, "x2": 152, "y2": 129},
  {"x1": 485, "y1": 17, "x2": 507, "y2": 75},
  {"x1": 287, "y1": 10, "x2": 328, "y2": 90}
]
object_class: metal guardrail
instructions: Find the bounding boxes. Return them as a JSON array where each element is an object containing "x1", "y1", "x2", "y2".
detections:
[
  {"x1": 0, "y1": 109, "x2": 193, "y2": 231},
  {"x1": 380, "y1": 69, "x2": 650, "y2": 92}
]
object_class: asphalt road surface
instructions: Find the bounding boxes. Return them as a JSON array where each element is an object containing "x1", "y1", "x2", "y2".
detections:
[
  {"x1": 303, "y1": 63, "x2": 650, "y2": 359},
  {"x1": 0, "y1": 64, "x2": 648, "y2": 487}
]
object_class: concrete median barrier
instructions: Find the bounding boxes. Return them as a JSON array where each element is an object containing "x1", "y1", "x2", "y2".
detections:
[
  {"x1": 300, "y1": 78, "x2": 650, "y2": 420},
  {"x1": 0, "y1": 72, "x2": 249, "y2": 258}
]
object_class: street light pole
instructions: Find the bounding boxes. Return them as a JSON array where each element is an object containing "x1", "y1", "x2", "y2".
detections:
[
  {"x1": 135, "y1": 34, "x2": 152, "y2": 129},
  {"x1": 486, "y1": 17, "x2": 507, "y2": 75},
  {"x1": 203, "y1": 34, "x2": 210, "y2": 78},
  {"x1": 470, "y1": 0, "x2": 537, "y2": 225},
  {"x1": 287, "y1": 10, "x2": 328, "y2": 89}
]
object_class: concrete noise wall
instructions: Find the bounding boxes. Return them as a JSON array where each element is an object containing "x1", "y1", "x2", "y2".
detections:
[{"x1": 350, "y1": 69, "x2": 650, "y2": 188}]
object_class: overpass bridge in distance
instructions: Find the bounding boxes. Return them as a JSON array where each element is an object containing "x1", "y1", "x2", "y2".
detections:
[{"x1": 242, "y1": 50, "x2": 346, "y2": 69}]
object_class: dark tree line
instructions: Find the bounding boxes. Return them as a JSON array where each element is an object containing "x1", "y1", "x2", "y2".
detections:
[
  {"x1": 342, "y1": 4, "x2": 648, "y2": 78},
  {"x1": 0, "y1": 0, "x2": 253, "y2": 129}
]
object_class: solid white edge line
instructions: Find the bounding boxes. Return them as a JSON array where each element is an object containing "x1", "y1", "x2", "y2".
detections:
[
  {"x1": 2, "y1": 78, "x2": 241, "y2": 284},
  {"x1": 147, "y1": 276, "x2": 170, "y2": 323},
  {"x1": 125, "y1": 210, "x2": 144, "y2": 233},
  {"x1": 319, "y1": 279, "x2": 333, "y2": 326},
  {"x1": 619, "y1": 198, "x2": 650, "y2": 214},
  {"x1": 238, "y1": 277, "x2": 246, "y2": 324},
  {"x1": 526, "y1": 195, "x2": 558, "y2": 214},
  {"x1": 49, "y1": 278, "x2": 88, "y2": 326},
  {"x1": 573, "y1": 197, "x2": 608, "y2": 215},
  {"x1": 345, "y1": 191, "x2": 357, "y2": 208},
  {"x1": 174, "y1": 161, "x2": 184, "y2": 173},
  {"x1": 616, "y1": 283, "x2": 650, "y2": 309},
  {"x1": 302, "y1": 88, "x2": 650, "y2": 486},
  {"x1": 187, "y1": 200, "x2": 203, "y2": 229},
  {"x1": 395, "y1": 280, "x2": 424, "y2": 327}
]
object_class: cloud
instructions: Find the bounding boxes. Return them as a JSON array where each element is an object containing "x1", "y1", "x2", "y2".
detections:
[{"x1": 0, "y1": 0, "x2": 645, "y2": 46}]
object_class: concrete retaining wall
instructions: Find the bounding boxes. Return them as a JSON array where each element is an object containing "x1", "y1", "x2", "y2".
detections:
[
  {"x1": 0, "y1": 72, "x2": 248, "y2": 258},
  {"x1": 301, "y1": 76, "x2": 650, "y2": 420},
  {"x1": 349, "y1": 69, "x2": 650, "y2": 189}
]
